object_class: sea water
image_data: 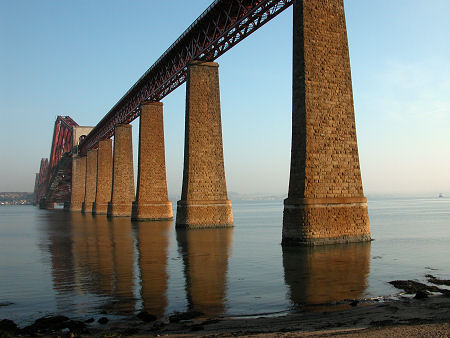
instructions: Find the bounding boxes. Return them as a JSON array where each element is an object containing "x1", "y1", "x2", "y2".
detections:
[{"x1": 0, "y1": 197, "x2": 449, "y2": 324}]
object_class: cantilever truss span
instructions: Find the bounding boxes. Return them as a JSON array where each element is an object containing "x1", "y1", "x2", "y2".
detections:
[
  {"x1": 79, "y1": 0, "x2": 293, "y2": 155},
  {"x1": 35, "y1": 116, "x2": 79, "y2": 204}
]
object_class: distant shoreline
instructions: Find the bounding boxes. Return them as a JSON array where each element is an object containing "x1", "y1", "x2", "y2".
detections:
[{"x1": 0, "y1": 192, "x2": 34, "y2": 205}]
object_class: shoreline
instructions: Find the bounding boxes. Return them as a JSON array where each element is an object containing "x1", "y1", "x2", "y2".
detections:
[
  {"x1": 107, "y1": 295, "x2": 450, "y2": 336},
  {"x1": 2, "y1": 294, "x2": 449, "y2": 337}
]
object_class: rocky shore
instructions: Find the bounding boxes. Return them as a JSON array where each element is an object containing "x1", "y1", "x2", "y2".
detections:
[{"x1": 1, "y1": 276, "x2": 449, "y2": 337}]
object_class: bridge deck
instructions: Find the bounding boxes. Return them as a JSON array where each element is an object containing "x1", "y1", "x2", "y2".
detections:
[{"x1": 79, "y1": 0, "x2": 293, "y2": 155}]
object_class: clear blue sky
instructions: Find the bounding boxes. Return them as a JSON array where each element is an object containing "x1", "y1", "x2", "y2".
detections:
[{"x1": 1, "y1": 0, "x2": 449, "y2": 197}]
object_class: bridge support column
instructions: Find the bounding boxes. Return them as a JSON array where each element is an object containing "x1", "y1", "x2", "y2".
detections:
[
  {"x1": 108, "y1": 124, "x2": 135, "y2": 217},
  {"x1": 69, "y1": 156, "x2": 87, "y2": 212},
  {"x1": 82, "y1": 148, "x2": 98, "y2": 214},
  {"x1": 132, "y1": 101, "x2": 173, "y2": 221},
  {"x1": 176, "y1": 61, "x2": 233, "y2": 228},
  {"x1": 39, "y1": 198, "x2": 55, "y2": 210},
  {"x1": 282, "y1": 0, "x2": 370, "y2": 245},
  {"x1": 93, "y1": 139, "x2": 113, "y2": 215}
]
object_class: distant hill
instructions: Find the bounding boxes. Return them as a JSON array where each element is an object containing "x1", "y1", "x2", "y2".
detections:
[{"x1": 0, "y1": 192, "x2": 34, "y2": 205}]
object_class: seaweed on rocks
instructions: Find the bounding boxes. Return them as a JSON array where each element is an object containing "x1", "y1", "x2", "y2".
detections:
[
  {"x1": 0, "y1": 302, "x2": 14, "y2": 307},
  {"x1": 426, "y1": 274, "x2": 450, "y2": 287},
  {"x1": 389, "y1": 280, "x2": 440, "y2": 294},
  {"x1": 0, "y1": 319, "x2": 18, "y2": 336},
  {"x1": 21, "y1": 315, "x2": 88, "y2": 335},
  {"x1": 169, "y1": 310, "x2": 204, "y2": 323},
  {"x1": 389, "y1": 280, "x2": 450, "y2": 297},
  {"x1": 414, "y1": 290, "x2": 429, "y2": 299},
  {"x1": 136, "y1": 311, "x2": 157, "y2": 323},
  {"x1": 97, "y1": 317, "x2": 109, "y2": 324}
]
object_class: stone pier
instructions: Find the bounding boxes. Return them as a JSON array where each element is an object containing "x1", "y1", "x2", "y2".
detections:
[
  {"x1": 69, "y1": 156, "x2": 87, "y2": 212},
  {"x1": 39, "y1": 198, "x2": 55, "y2": 210},
  {"x1": 176, "y1": 61, "x2": 233, "y2": 228},
  {"x1": 82, "y1": 148, "x2": 98, "y2": 214},
  {"x1": 132, "y1": 101, "x2": 173, "y2": 221},
  {"x1": 93, "y1": 139, "x2": 113, "y2": 215},
  {"x1": 282, "y1": 0, "x2": 370, "y2": 245},
  {"x1": 108, "y1": 124, "x2": 135, "y2": 217}
]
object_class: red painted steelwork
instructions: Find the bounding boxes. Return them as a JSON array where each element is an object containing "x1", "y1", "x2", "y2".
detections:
[
  {"x1": 36, "y1": 158, "x2": 49, "y2": 203},
  {"x1": 79, "y1": 0, "x2": 293, "y2": 155},
  {"x1": 49, "y1": 116, "x2": 78, "y2": 171},
  {"x1": 36, "y1": 116, "x2": 79, "y2": 204}
]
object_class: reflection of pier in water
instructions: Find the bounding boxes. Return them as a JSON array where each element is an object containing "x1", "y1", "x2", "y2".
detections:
[
  {"x1": 40, "y1": 211, "x2": 76, "y2": 312},
  {"x1": 135, "y1": 220, "x2": 172, "y2": 317},
  {"x1": 283, "y1": 242, "x2": 370, "y2": 308},
  {"x1": 41, "y1": 212, "x2": 138, "y2": 313},
  {"x1": 176, "y1": 228, "x2": 233, "y2": 316},
  {"x1": 71, "y1": 214, "x2": 137, "y2": 312},
  {"x1": 41, "y1": 211, "x2": 369, "y2": 318}
]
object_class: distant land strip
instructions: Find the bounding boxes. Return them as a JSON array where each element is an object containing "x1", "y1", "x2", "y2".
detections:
[{"x1": 0, "y1": 192, "x2": 34, "y2": 205}]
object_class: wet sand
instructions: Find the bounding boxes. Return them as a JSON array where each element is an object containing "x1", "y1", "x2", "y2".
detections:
[{"x1": 80, "y1": 294, "x2": 450, "y2": 337}]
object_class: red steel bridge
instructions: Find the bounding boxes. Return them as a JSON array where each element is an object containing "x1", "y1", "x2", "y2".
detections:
[
  {"x1": 34, "y1": 116, "x2": 78, "y2": 206},
  {"x1": 35, "y1": 0, "x2": 293, "y2": 205}
]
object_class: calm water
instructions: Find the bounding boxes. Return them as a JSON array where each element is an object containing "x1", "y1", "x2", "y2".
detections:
[{"x1": 0, "y1": 198, "x2": 449, "y2": 324}]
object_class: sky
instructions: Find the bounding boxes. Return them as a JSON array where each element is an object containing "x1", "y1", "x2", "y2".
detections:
[{"x1": 0, "y1": 0, "x2": 449, "y2": 197}]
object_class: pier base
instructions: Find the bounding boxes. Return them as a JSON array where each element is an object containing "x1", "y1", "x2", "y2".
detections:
[
  {"x1": 282, "y1": 0, "x2": 370, "y2": 245},
  {"x1": 132, "y1": 101, "x2": 173, "y2": 221},
  {"x1": 283, "y1": 198, "x2": 371, "y2": 246},
  {"x1": 93, "y1": 139, "x2": 113, "y2": 215},
  {"x1": 176, "y1": 61, "x2": 232, "y2": 228},
  {"x1": 108, "y1": 124, "x2": 135, "y2": 217},
  {"x1": 69, "y1": 156, "x2": 87, "y2": 212},
  {"x1": 82, "y1": 148, "x2": 97, "y2": 214},
  {"x1": 39, "y1": 198, "x2": 55, "y2": 210}
]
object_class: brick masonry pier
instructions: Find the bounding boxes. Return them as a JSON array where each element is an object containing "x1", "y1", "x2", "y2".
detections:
[
  {"x1": 132, "y1": 101, "x2": 173, "y2": 221},
  {"x1": 282, "y1": 0, "x2": 371, "y2": 245},
  {"x1": 69, "y1": 156, "x2": 87, "y2": 212},
  {"x1": 176, "y1": 61, "x2": 233, "y2": 228},
  {"x1": 93, "y1": 139, "x2": 113, "y2": 215},
  {"x1": 82, "y1": 148, "x2": 97, "y2": 214},
  {"x1": 108, "y1": 124, "x2": 135, "y2": 217}
]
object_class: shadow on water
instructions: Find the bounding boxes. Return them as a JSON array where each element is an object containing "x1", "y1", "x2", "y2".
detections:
[
  {"x1": 176, "y1": 228, "x2": 233, "y2": 316},
  {"x1": 282, "y1": 242, "x2": 371, "y2": 311}
]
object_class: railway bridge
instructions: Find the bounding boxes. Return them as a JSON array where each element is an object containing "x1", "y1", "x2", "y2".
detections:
[{"x1": 34, "y1": 0, "x2": 371, "y2": 245}]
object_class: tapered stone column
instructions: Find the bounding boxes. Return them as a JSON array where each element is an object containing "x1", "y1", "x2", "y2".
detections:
[
  {"x1": 70, "y1": 156, "x2": 87, "y2": 212},
  {"x1": 93, "y1": 139, "x2": 113, "y2": 215},
  {"x1": 132, "y1": 101, "x2": 173, "y2": 221},
  {"x1": 283, "y1": 0, "x2": 370, "y2": 245},
  {"x1": 82, "y1": 148, "x2": 98, "y2": 214},
  {"x1": 176, "y1": 61, "x2": 233, "y2": 228},
  {"x1": 107, "y1": 124, "x2": 135, "y2": 217}
]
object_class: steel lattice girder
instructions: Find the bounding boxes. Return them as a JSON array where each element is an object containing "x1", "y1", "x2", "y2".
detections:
[
  {"x1": 38, "y1": 116, "x2": 78, "y2": 203},
  {"x1": 79, "y1": 0, "x2": 293, "y2": 155},
  {"x1": 45, "y1": 153, "x2": 73, "y2": 203},
  {"x1": 36, "y1": 158, "x2": 49, "y2": 202},
  {"x1": 49, "y1": 116, "x2": 78, "y2": 171}
]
